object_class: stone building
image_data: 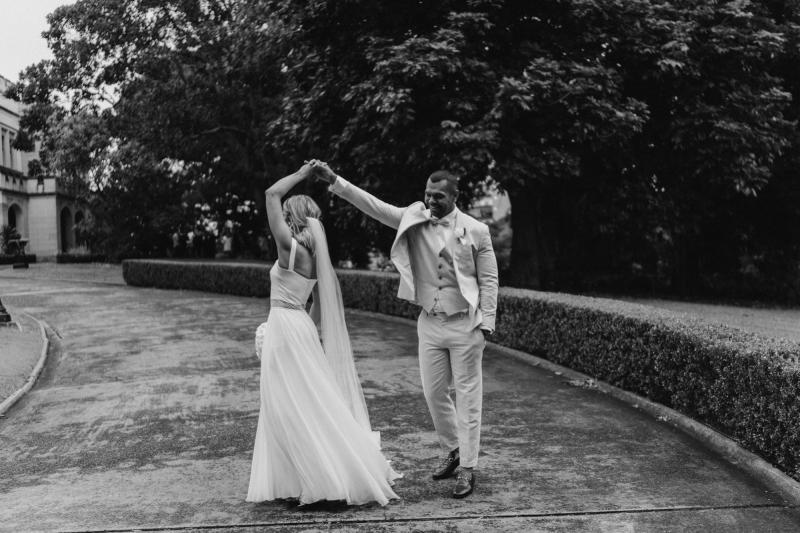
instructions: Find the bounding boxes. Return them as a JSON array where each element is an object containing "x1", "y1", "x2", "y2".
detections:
[{"x1": 0, "y1": 74, "x2": 84, "y2": 258}]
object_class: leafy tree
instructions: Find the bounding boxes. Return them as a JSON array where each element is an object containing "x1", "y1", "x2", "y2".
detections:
[
  {"x1": 268, "y1": 0, "x2": 797, "y2": 291},
  {"x1": 579, "y1": 0, "x2": 800, "y2": 298},
  {"x1": 7, "y1": 0, "x2": 292, "y2": 258}
]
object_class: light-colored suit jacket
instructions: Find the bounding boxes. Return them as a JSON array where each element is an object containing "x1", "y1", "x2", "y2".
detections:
[{"x1": 330, "y1": 177, "x2": 499, "y2": 332}]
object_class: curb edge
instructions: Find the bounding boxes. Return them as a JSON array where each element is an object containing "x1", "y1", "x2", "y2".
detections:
[
  {"x1": 490, "y1": 342, "x2": 800, "y2": 507},
  {"x1": 0, "y1": 312, "x2": 50, "y2": 417}
]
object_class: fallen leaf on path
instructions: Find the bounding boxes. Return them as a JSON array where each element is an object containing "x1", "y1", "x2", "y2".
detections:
[{"x1": 565, "y1": 378, "x2": 598, "y2": 389}]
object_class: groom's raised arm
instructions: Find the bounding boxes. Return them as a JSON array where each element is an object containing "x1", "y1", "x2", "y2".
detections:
[{"x1": 328, "y1": 176, "x2": 405, "y2": 230}]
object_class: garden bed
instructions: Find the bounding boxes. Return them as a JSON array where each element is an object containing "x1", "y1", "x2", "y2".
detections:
[
  {"x1": 0, "y1": 254, "x2": 36, "y2": 266},
  {"x1": 56, "y1": 253, "x2": 108, "y2": 264},
  {"x1": 122, "y1": 258, "x2": 800, "y2": 481}
]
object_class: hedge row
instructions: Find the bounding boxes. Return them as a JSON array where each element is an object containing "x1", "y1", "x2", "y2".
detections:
[
  {"x1": 0, "y1": 254, "x2": 36, "y2": 265},
  {"x1": 122, "y1": 259, "x2": 800, "y2": 480},
  {"x1": 56, "y1": 253, "x2": 107, "y2": 264},
  {"x1": 493, "y1": 289, "x2": 800, "y2": 481},
  {"x1": 123, "y1": 259, "x2": 271, "y2": 297}
]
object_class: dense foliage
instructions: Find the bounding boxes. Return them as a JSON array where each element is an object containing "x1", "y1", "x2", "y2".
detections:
[
  {"x1": 8, "y1": 0, "x2": 800, "y2": 301},
  {"x1": 56, "y1": 253, "x2": 107, "y2": 264},
  {"x1": 123, "y1": 258, "x2": 800, "y2": 480}
]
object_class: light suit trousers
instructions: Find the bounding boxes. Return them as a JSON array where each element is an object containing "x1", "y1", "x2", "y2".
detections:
[{"x1": 417, "y1": 310, "x2": 484, "y2": 468}]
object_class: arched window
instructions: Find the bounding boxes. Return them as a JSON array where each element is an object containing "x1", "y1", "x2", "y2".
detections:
[{"x1": 8, "y1": 204, "x2": 22, "y2": 231}]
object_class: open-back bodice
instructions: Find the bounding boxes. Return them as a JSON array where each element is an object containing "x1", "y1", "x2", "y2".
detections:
[{"x1": 270, "y1": 239, "x2": 316, "y2": 308}]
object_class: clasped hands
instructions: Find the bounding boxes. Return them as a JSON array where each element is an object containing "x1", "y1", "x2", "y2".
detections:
[{"x1": 300, "y1": 159, "x2": 337, "y2": 185}]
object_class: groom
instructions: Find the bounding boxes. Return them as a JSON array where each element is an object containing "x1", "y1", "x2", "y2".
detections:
[{"x1": 312, "y1": 162, "x2": 499, "y2": 499}]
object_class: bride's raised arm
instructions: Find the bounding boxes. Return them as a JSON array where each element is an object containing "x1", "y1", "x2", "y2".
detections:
[{"x1": 265, "y1": 162, "x2": 314, "y2": 256}]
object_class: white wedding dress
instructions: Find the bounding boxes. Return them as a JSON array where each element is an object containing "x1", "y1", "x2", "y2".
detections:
[{"x1": 247, "y1": 232, "x2": 401, "y2": 506}]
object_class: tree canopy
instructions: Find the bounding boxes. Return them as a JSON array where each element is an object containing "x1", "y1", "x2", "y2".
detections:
[{"x1": 9, "y1": 0, "x2": 291, "y2": 257}]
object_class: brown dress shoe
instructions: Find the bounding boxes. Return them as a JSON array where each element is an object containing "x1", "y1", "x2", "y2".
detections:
[
  {"x1": 452, "y1": 469, "x2": 474, "y2": 499},
  {"x1": 432, "y1": 449, "x2": 460, "y2": 480}
]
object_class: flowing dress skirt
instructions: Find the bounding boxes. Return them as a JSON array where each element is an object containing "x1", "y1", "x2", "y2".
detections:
[{"x1": 247, "y1": 308, "x2": 401, "y2": 506}]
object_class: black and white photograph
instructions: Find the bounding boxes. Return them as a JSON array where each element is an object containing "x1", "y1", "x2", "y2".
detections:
[{"x1": 1, "y1": 0, "x2": 800, "y2": 531}]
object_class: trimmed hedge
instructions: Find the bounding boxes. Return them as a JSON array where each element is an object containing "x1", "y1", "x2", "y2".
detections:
[
  {"x1": 0, "y1": 254, "x2": 36, "y2": 265},
  {"x1": 122, "y1": 259, "x2": 800, "y2": 480},
  {"x1": 493, "y1": 289, "x2": 800, "y2": 480},
  {"x1": 337, "y1": 269, "x2": 420, "y2": 320},
  {"x1": 56, "y1": 253, "x2": 107, "y2": 264},
  {"x1": 123, "y1": 259, "x2": 272, "y2": 297}
]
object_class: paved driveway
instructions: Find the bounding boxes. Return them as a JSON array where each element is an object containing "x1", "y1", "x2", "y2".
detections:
[{"x1": 1, "y1": 268, "x2": 799, "y2": 532}]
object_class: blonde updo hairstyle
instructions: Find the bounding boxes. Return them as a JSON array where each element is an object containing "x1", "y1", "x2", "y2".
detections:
[{"x1": 283, "y1": 194, "x2": 321, "y2": 253}]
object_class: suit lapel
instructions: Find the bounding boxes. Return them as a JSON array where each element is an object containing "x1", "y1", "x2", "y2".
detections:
[
  {"x1": 395, "y1": 202, "x2": 429, "y2": 238},
  {"x1": 450, "y1": 208, "x2": 471, "y2": 266},
  {"x1": 390, "y1": 202, "x2": 428, "y2": 299},
  {"x1": 451, "y1": 211, "x2": 480, "y2": 310}
]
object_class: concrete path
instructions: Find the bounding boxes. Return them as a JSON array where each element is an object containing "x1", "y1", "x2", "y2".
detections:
[{"x1": 1, "y1": 267, "x2": 799, "y2": 532}]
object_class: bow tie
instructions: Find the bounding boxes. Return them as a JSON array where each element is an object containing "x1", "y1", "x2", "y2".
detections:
[{"x1": 428, "y1": 216, "x2": 450, "y2": 227}]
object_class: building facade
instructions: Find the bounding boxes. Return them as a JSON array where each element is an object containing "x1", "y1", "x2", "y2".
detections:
[{"x1": 0, "y1": 74, "x2": 84, "y2": 258}]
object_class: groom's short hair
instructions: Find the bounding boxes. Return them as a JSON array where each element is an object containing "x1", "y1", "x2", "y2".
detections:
[{"x1": 428, "y1": 170, "x2": 459, "y2": 193}]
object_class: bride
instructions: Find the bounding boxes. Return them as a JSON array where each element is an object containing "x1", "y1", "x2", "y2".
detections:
[{"x1": 247, "y1": 161, "x2": 401, "y2": 506}]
